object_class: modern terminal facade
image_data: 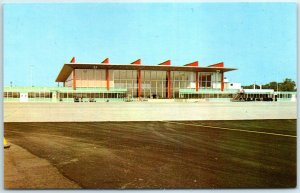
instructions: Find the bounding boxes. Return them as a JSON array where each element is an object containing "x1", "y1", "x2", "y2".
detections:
[
  {"x1": 54, "y1": 57, "x2": 238, "y2": 101},
  {"x1": 3, "y1": 57, "x2": 297, "y2": 102}
]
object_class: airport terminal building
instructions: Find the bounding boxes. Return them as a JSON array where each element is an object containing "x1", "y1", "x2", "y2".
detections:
[{"x1": 3, "y1": 57, "x2": 297, "y2": 102}]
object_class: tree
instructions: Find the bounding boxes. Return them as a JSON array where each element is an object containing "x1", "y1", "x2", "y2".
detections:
[
  {"x1": 242, "y1": 84, "x2": 260, "y2": 89},
  {"x1": 279, "y1": 78, "x2": 296, "y2": 91},
  {"x1": 242, "y1": 78, "x2": 296, "y2": 91},
  {"x1": 262, "y1": 81, "x2": 277, "y2": 90}
]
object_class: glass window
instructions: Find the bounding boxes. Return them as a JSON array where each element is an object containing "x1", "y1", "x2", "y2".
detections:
[
  {"x1": 114, "y1": 70, "x2": 120, "y2": 79},
  {"x1": 45, "y1": 92, "x2": 51, "y2": 98},
  {"x1": 12, "y1": 92, "x2": 20, "y2": 98},
  {"x1": 120, "y1": 70, "x2": 126, "y2": 79},
  {"x1": 28, "y1": 92, "x2": 35, "y2": 98},
  {"x1": 151, "y1": 71, "x2": 156, "y2": 80},
  {"x1": 156, "y1": 71, "x2": 163, "y2": 80},
  {"x1": 144, "y1": 71, "x2": 150, "y2": 80},
  {"x1": 132, "y1": 70, "x2": 137, "y2": 78},
  {"x1": 126, "y1": 70, "x2": 132, "y2": 79},
  {"x1": 207, "y1": 75, "x2": 211, "y2": 81},
  {"x1": 109, "y1": 70, "x2": 114, "y2": 81},
  {"x1": 100, "y1": 70, "x2": 106, "y2": 81}
]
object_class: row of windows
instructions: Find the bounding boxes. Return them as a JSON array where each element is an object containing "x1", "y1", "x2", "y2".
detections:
[
  {"x1": 114, "y1": 70, "x2": 138, "y2": 80},
  {"x1": 3, "y1": 92, "x2": 295, "y2": 99},
  {"x1": 65, "y1": 70, "x2": 220, "y2": 90},
  {"x1": 181, "y1": 93, "x2": 234, "y2": 99},
  {"x1": 277, "y1": 94, "x2": 293, "y2": 98},
  {"x1": 171, "y1": 71, "x2": 194, "y2": 81},
  {"x1": 28, "y1": 92, "x2": 52, "y2": 98},
  {"x1": 59, "y1": 93, "x2": 126, "y2": 99},
  {"x1": 3, "y1": 92, "x2": 52, "y2": 98},
  {"x1": 113, "y1": 70, "x2": 215, "y2": 82},
  {"x1": 4, "y1": 92, "x2": 20, "y2": 98},
  {"x1": 244, "y1": 94, "x2": 273, "y2": 98},
  {"x1": 66, "y1": 70, "x2": 217, "y2": 82}
]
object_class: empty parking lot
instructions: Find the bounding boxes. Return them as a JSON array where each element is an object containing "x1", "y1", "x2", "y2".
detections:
[{"x1": 4, "y1": 119, "x2": 296, "y2": 188}]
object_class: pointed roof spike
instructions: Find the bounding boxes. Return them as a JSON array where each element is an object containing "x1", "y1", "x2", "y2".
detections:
[
  {"x1": 131, "y1": 59, "x2": 141, "y2": 65},
  {"x1": 158, "y1": 60, "x2": 171, "y2": 65},
  {"x1": 208, "y1": 62, "x2": 224, "y2": 68},
  {"x1": 101, "y1": 58, "x2": 109, "y2": 64},
  {"x1": 70, "y1": 57, "x2": 75, "y2": 63},
  {"x1": 184, "y1": 61, "x2": 199, "y2": 67}
]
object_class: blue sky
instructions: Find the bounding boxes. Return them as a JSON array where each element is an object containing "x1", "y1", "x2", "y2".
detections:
[{"x1": 4, "y1": 3, "x2": 297, "y2": 86}]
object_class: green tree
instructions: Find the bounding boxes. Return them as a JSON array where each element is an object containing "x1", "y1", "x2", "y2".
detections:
[
  {"x1": 242, "y1": 84, "x2": 260, "y2": 89},
  {"x1": 242, "y1": 78, "x2": 296, "y2": 91},
  {"x1": 279, "y1": 78, "x2": 296, "y2": 91},
  {"x1": 262, "y1": 81, "x2": 277, "y2": 90}
]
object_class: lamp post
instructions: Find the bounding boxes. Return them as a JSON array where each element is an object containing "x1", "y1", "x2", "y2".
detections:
[{"x1": 277, "y1": 83, "x2": 282, "y2": 92}]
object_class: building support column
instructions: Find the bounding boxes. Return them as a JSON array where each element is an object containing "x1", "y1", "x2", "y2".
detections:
[
  {"x1": 130, "y1": 59, "x2": 142, "y2": 99},
  {"x1": 72, "y1": 69, "x2": 76, "y2": 90},
  {"x1": 106, "y1": 69, "x2": 110, "y2": 91},
  {"x1": 195, "y1": 72, "x2": 199, "y2": 92},
  {"x1": 167, "y1": 71, "x2": 171, "y2": 99},
  {"x1": 70, "y1": 57, "x2": 76, "y2": 91},
  {"x1": 101, "y1": 58, "x2": 110, "y2": 91},
  {"x1": 221, "y1": 72, "x2": 224, "y2": 91},
  {"x1": 137, "y1": 70, "x2": 141, "y2": 98}
]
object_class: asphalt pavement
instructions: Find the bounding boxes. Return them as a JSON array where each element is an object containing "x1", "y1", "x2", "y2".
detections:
[{"x1": 4, "y1": 120, "x2": 297, "y2": 189}]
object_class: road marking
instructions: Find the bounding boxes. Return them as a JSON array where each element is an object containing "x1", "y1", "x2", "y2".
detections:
[{"x1": 163, "y1": 121, "x2": 297, "y2": 138}]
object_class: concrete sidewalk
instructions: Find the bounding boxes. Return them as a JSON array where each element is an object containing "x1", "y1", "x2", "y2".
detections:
[
  {"x1": 4, "y1": 143, "x2": 80, "y2": 189},
  {"x1": 4, "y1": 102, "x2": 297, "y2": 122}
]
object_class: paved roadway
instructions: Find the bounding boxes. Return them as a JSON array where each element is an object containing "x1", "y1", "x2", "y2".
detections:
[
  {"x1": 4, "y1": 102, "x2": 297, "y2": 122},
  {"x1": 4, "y1": 120, "x2": 296, "y2": 188}
]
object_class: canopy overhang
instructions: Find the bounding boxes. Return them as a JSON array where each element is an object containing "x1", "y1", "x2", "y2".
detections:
[{"x1": 55, "y1": 63, "x2": 237, "y2": 82}]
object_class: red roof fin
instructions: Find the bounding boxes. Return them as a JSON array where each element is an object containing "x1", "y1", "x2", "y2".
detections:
[
  {"x1": 184, "y1": 61, "x2": 199, "y2": 67},
  {"x1": 208, "y1": 62, "x2": 224, "y2": 68},
  {"x1": 70, "y1": 57, "x2": 75, "y2": 63},
  {"x1": 158, "y1": 60, "x2": 171, "y2": 65},
  {"x1": 101, "y1": 58, "x2": 109, "y2": 64},
  {"x1": 131, "y1": 59, "x2": 141, "y2": 65}
]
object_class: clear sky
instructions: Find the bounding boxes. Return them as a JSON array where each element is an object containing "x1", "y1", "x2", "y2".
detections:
[{"x1": 4, "y1": 3, "x2": 297, "y2": 86}]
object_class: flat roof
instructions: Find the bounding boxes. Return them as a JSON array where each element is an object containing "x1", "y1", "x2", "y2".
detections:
[{"x1": 56, "y1": 63, "x2": 237, "y2": 82}]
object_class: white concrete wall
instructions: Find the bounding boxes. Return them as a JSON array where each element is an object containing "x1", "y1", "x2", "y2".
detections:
[
  {"x1": 244, "y1": 89, "x2": 274, "y2": 94},
  {"x1": 74, "y1": 69, "x2": 110, "y2": 88},
  {"x1": 226, "y1": 83, "x2": 242, "y2": 90}
]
